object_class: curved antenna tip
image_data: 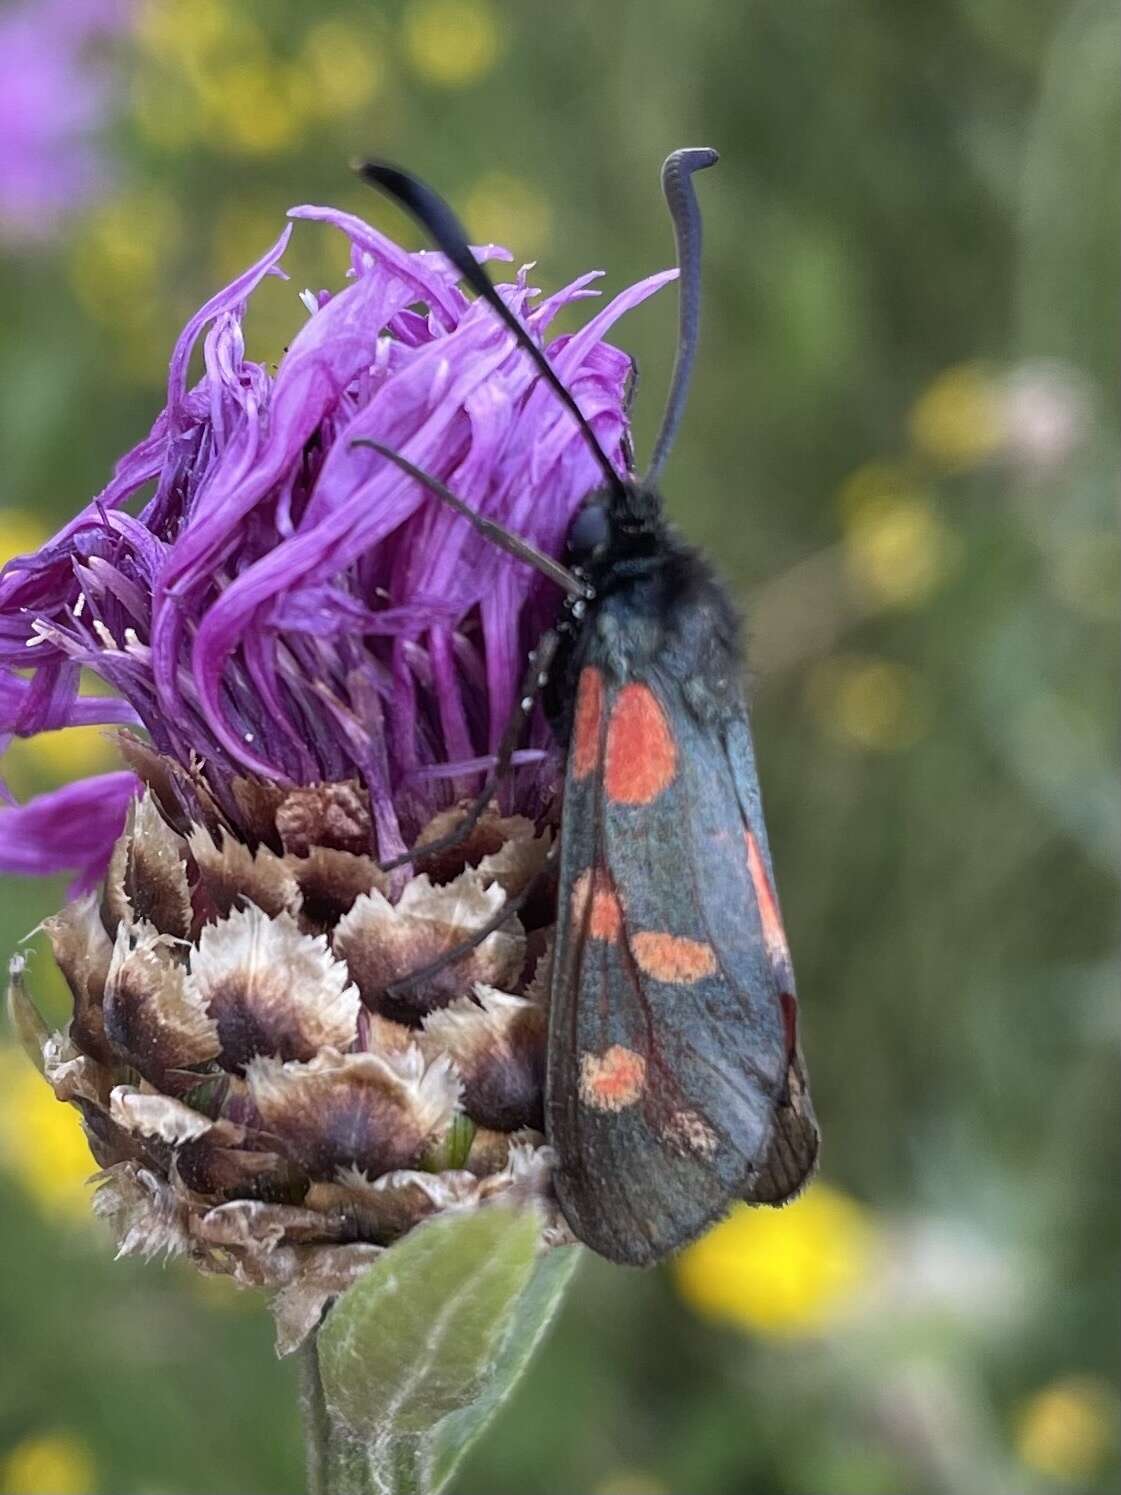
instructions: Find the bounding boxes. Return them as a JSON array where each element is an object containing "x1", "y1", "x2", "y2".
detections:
[
  {"x1": 644, "y1": 147, "x2": 720, "y2": 486},
  {"x1": 662, "y1": 147, "x2": 720, "y2": 177}
]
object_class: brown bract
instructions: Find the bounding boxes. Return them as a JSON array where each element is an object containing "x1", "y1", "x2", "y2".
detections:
[{"x1": 18, "y1": 764, "x2": 559, "y2": 1353}]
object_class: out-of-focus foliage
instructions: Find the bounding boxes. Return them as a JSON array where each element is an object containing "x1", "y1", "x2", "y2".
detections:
[{"x1": 0, "y1": 0, "x2": 1116, "y2": 1491}]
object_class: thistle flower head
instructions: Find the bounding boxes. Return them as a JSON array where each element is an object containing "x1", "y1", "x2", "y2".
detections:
[
  {"x1": 1, "y1": 202, "x2": 672, "y2": 865},
  {"x1": 2, "y1": 197, "x2": 672, "y2": 1347}
]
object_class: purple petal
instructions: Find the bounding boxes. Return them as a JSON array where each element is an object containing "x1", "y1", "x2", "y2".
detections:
[
  {"x1": 0, "y1": 771, "x2": 139, "y2": 892},
  {"x1": 166, "y1": 225, "x2": 292, "y2": 437},
  {"x1": 0, "y1": 193, "x2": 677, "y2": 857}
]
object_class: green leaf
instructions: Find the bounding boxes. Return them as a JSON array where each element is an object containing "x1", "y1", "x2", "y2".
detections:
[
  {"x1": 319, "y1": 1203, "x2": 538, "y2": 1435},
  {"x1": 423, "y1": 1241, "x2": 582, "y2": 1493},
  {"x1": 311, "y1": 1206, "x2": 581, "y2": 1494}
]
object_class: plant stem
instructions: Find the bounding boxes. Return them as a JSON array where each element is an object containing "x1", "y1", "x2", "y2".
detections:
[
  {"x1": 299, "y1": 1335, "x2": 424, "y2": 1495},
  {"x1": 299, "y1": 1336, "x2": 331, "y2": 1495}
]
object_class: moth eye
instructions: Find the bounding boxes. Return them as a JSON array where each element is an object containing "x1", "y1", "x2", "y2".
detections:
[{"x1": 567, "y1": 503, "x2": 610, "y2": 560}]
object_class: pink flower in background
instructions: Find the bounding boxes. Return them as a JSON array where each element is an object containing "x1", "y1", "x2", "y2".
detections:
[{"x1": 0, "y1": 0, "x2": 132, "y2": 244}]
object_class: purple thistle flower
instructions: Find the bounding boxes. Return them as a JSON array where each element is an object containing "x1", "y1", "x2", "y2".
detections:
[
  {"x1": 2, "y1": 198, "x2": 676, "y2": 1349},
  {"x1": 0, "y1": 0, "x2": 132, "y2": 244},
  {"x1": 1, "y1": 203, "x2": 673, "y2": 876}
]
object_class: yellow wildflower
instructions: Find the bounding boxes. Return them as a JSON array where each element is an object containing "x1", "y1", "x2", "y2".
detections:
[
  {"x1": 805, "y1": 654, "x2": 931, "y2": 752},
  {"x1": 908, "y1": 363, "x2": 1004, "y2": 470},
  {"x1": 464, "y1": 174, "x2": 553, "y2": 254},
  {"x1": 843, "y1": 494, "x2": 957, "y2": 610},
  {"x1": 402, "y1": 0, "x2": 504, "y2": 88},
  {"x1": 301, "y1": 20, "x2": 385, "y2": 116},
  {"x1": 2, "y1": 717, "x2": 120, "y2": 805},
  {"x1": 1016, "y1": 1375, "x2": 1117, "y2": 1484},
  {"x1": 836, "y1": 460, "x2": 917, "y2": 525},
  {"x1": 68, "y1": 190, "x2": 181, "y2": 342},
  {"x1": 0, "y1": 510, "x2": 49, "y2": 569},
  {"x1": 674, "y1": 1183, "x2": 875, "y2": 1337},
  {"x1": 132, "y1": 1, "x2": 272, "y2": 150},
  {"x1": 0, "y1": 1049, "x2": 96, "y2": 1222},
  {"x1": 196, "y1": 60, "x2": 312, "y2": 156},
  {"x1": 135, "y1": 0, "x2": 244, "y2": 73},
  {"x1": 23, "y1": 725, "x2": 118, "y2": 782},
  {"x1": 1, "y1": 1431, "x2": 95, "y2": 1495}
]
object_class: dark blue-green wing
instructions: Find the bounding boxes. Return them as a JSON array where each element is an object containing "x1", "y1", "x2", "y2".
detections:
[{"x1": 546, "y1": 664, "x2": 805, "y2": 1264}]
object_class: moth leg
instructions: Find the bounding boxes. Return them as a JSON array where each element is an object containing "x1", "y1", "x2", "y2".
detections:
[
  {"x1": 379, "y1": 628, "x2": 561, "y2": 873},
  {"x1": 385, "y1": 839, "x2": 559, "y2": 1000}
]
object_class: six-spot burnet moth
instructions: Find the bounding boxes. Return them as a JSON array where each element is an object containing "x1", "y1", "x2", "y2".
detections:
[{"x1": 355, "y1": 150, "x2": 819, "y2": 1265}]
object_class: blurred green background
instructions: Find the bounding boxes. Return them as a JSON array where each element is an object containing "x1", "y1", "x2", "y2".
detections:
[{"x1": 0, "y1": 0, "x2": 1117, "y2": 1491}]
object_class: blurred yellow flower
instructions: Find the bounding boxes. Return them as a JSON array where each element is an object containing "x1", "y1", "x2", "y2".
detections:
[
  {"x1": 842, "y1": 493, "x2": 958, "y2": 610},
  {"x1": 0, "y1": 509, "x2": 49, "y2": 568},
  {"x1": 0, "y1": 1049, "x2": 95, "y2": 1221},
  {"x1": 402, "y1": 0, "x2": 505, "y2": 88},
  {"x1": 908, "y1": 363, "x2": 1004, "y2": 470},
  {"x1": 68, "y1": 190, "x2": 182, "y2": 355},
  {"x1": 136, "y1": 0, "x2": 245, "y2": 73},
  {"x1": 196, "y1": 60, "x2": 312, "y2": 155},
  {"x1": 78, "y1": 189, "x2": 180, "y2": 289},
  {"x1": 463, "y1": 173, "x2": 552, "y2": 252},
  {"x1": 836, "y1": 459, "x2": 917, "y2": 524},
  {"x1": 1, "y1": 1431, "x2": 95, "y2": 1495},
  {"x1": 3, "y1": 719, "x2": 120, "y2": 805},
  {"x1": 133, "y1": 3, "x2": 292, "y2": 152},
  {"x1": 301, "y1": 20, "x2": 386, "y2": 117},
  {"x1": 674, "y1": 1183, "x2": 875, "y2": 1338},
  {"x1": 805, "y1": 654, "x2": 931, "y2": 751},
  {"x1": 19, "y1": 724, "x2": 119, "y2": 783},
  {"x1": 1015, "y1": 1375, "x2": 1117, "y2": 1484}
]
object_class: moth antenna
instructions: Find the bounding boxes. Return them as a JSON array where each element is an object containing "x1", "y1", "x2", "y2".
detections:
[
  {"x1": 354, "y1": 159, "x2": 626, "y2": 501},
  {"x1": 643, "y1": 147, "x2": 719, "y2": 487},
  {"x1": 350, "y1": 439, "x2": 591, "y2": 597}
]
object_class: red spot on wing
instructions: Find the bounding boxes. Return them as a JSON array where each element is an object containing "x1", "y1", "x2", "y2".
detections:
[
  {"x1": 579, "y1": 1044, "x2": 647, "y2": 1111},
  {"x1": 571, "y1": 868, "x2": 623, "y2": 941},
  {"x1": 631, "y1": 931, "x2": 717, "y2": 983},
  {"x1": 571, "y1": 667, "x2": 603, "y2": 780},
  {"x1": 745, "y1": 830, "x2": 790, "y2": 965},
  {"x1": 746, "y1": 830, "x2": 799, "y2": 1059},
  {"x1": 604, "y1": 683, "x2": 677, "y2": 804},
  {"x1": 589, "y1": 885, "x2": 622, "y2": 940}
]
